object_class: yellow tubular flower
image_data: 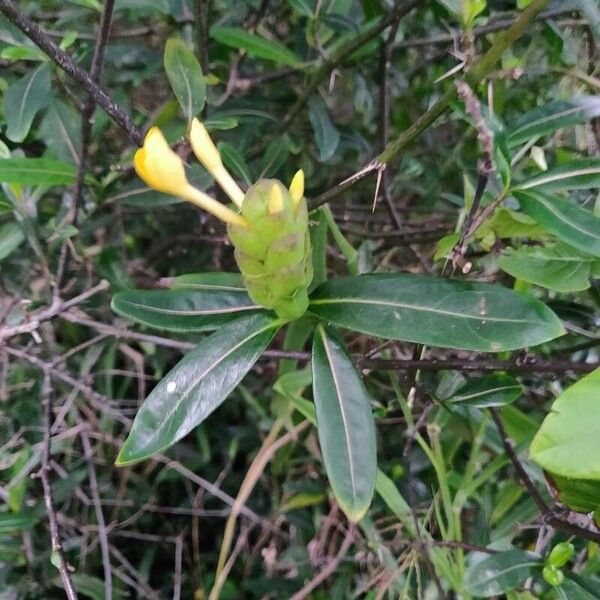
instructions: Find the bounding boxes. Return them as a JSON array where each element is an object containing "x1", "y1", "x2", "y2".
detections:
[
  {"x1": 134, "y1": 127, "x2": 248, "y2": 228},
  {"x1": 268, "y1": 184, "x2": 284, "y2": 214},
  {"x1": 189, "y1": 118, "x2": 245, "y2": 208},
  {"x1": 289, "y1": 169, "x2": 304, "y2": 210}
]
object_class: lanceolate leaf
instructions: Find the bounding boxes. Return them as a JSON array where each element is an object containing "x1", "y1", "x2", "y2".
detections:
[
  {"x1": 312, "y1": 324, "x2": 376, "y2": 521},
  {"x1": 309, "y1": 274, "x2": 564, "y2": 352},
  {"x1": 465, "y1": 550, "x2": 542, "y2": 597},
  {"x1": 3, "y1": 63, "x2": 51, "y2": 142},
  {"x1": 0, "y1": 223, "x2": 25, "y2": 261},
  {"x1": 308, "y1": 96, "x2": 340, "y2": 162},
  {"x1": 516, "y1": 158, "x2": 600, "y2": 192},
  {"x1": 514, "y1": 190, "x2": 600, "y2": 258},
  {"x1": 116, "y1": 313, "x2": 281, "y2": 465},
  {"x1": 0, "y1": 158, "x2": 79, "y2": 186},
  {"x1": 210, "y1": 26, "x2": 301, "y2": 66},
  {"x1": 164, "y1": 38, "x2": 206, "y2": 120},
  {"x1": 530, "y1": 368, "x2": 600, "y2": 479},
  {"x1": 507, "y1": 96, "x2": 600, "y2": 146},
  {"x1": 167, "y1": 272, "x2": 246, "y2": 291},
  {"x1": 111, "y1": 287, "x2": 263, "y2": 332}
]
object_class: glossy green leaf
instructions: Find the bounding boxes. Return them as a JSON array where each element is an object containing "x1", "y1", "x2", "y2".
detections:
[
  {"x1": 111, "y1": 287, "x2": 263, "y2": 332},
  {"x1": 547, "y1": 573, "x2": 600, "y2": 600},
  {"x1": 210, "y1": 27, "x2": 301, "y2": 66},
  {"x1": 308, "y1": 96, "x2": 340, "y2": 162},
  {"x1": 309, "y1": 274, "x2": 564, "y2": 352},
  {"x1": 0, "y1": 158, "x2": 78, "y2": 185},
  {"x1": 164, "y1": 38, "x2": 206, "y2": 120},
  {"x1": 0, "y1": 223, "x2": 25, "y2": 262},
  {"x1": 499, "y1": 243, "x2": 595, "y2": 292},
  {"x1": 167, "y1": 272, "x2": 245, "y2": 291},
  {"x1": 465, "y1": 550, "x2": 542, "y2": 597},
  {"x1": 3, "y1": 63, "x2": 51, "y2": 142},
  {"x1": 516, "y1": 158, "x2": 600, "y2": 192},
  {"x1": 507, "y1": 97, "x2": 600, "y2": 146},
  {"x1": 449, "y1": 374, "x2": 523, "y2": 408},
  {"x1": 116, "y1": 313, "x2": 281, "y2": 465},
  {"x1": 312, "y1": 324, "x2": 376, "y2": 521},
  {"x1": 530, "y1": 368, "x2": 600, "y2": 479},
  {"x1": 550, "y1": 474, "x2": 600, "y2": 514},
  {"x1": 514, "y1": 190, "x2": 600, "y2": 258}
]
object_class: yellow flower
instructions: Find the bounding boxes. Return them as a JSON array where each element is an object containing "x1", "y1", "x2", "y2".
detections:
[
  {"x1": 289, "y1": 169, "x2": 304, "y2": 210},
  {"x1": 189, "y1": 118, "x2": 245, "y2": 208},
  {"x1": 134, "y1": 127, "x2": 247, "y2": 227}
]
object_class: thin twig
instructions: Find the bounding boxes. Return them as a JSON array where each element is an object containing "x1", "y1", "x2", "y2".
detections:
[
  {"x1": 309, "y1": 0, "x2": 550, "y2": 210},
  {"x1": 289, "y1": 523, "x2": 356, "y2": 600},
  {"x1": 38, "y1": 373, "x2": 79, "y2": 600},
  {"x1": 0, "y1": 0, "x2": 143, "y2": 145},
  {"x1": 80, "y1": 431, "x2": 112, "y2": 600}
]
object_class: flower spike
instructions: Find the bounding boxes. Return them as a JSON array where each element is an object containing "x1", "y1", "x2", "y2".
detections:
[
  {"x1": 189, "y1": 118, "x2": 245, "y2": 208},
  {"x1": 134, "y1": 127, "x2": 248, "y2": 228},
  {"x1": 289, "y1": 169, "x2": 304, "y2": 210}
]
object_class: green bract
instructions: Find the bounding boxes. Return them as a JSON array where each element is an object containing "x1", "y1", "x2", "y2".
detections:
[{"x1": 228, "y1": 179, "x2": 313, "y2": 321}]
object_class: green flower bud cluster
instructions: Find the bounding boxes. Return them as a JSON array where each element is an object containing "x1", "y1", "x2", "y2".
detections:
[{"x1": 228, "y1": 179, "x2": 313, "y2": 321}]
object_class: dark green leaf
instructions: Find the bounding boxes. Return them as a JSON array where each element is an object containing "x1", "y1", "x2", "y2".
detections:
[
  {"x1": 0, "y1": 158, "x2": 79, "y2": 185},
  {"x1": 111, "y1": 287, "x2": 263, "y2": 332},
  {"x1": 116, "y1": 313, "x2": 281, "y2": 464},
  {"x1": 516, "y1": 158, "x2": 600, "y2": 192},
  {"x1": 465, "y1": 550, "x2": 542, "y2": 597},
  {"x1": 39, "y1": 101, "x2": 82, "y2": 165},
  {"x1": 0, "y1": 223, "x2": 25, "y2": 261},
  {"x1": 3, "y1": 63, "x2": 51, "y2": 142},
  {"x1": 514, "y1": 190, "x2": 600, "y2": 258},
  {"x1": 167, "y1": 272, "x2": 246, "y2": 291},
  {"x1": 164, "y1": 38, "x2": 206, "y2": 120},
  {"x1": 0, "y1": 512, "x2": 39, "y2": 534},
  {"x1": 499, "y1": 243, "x2": 594, "y2": 292},
  {"x1": 312, "y1": 324, "x2": 376, "y2": 521},
  {"x1": 449, "y1": 374, "x2": 523, "y2": 408},
  {"x1": 507, "y1": 97, "x2": 600, "y2": 146},
  {"x1": 218, "y1": 141, "x2": 253, "y2": 186},
  {"x1": 547, "y1": 573, "x2": 600, "y2": 600},
  {"x1": 530, "y1": 368, "x2": 600, "y2": 479},
  {"x1": 551, "y1": 474, "x2": 600, "y2": 514},
  {"x1": 309, "y1": 274, "x2": 564, "y2": 352},
  {"x1": 210, "y1": 27, "x2": 302, "y2": 66},
  {"x1": 308, "y1": 96, "x2": 340, "y2": 162}
]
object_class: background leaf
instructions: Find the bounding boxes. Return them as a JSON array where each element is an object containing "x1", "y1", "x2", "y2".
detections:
[
  {"x1": 0, "y1": 158, "x2": 79, "y2": 185},
  {"x1": 514, "y1": 190, "x2": 600, "y2": 258},
  {"x1": 164, "y1": 37, "x2": 206, "y2": 120},
  {"x1": 116, "y1": 313, "x2": 281, "y2": 464},
  {"x1": 0, "y1": 223, "x2": 25, "y2": 261},
  {"x1": 448, "y1": 374, "x2": 523, "y2": 408},
  {"x1": 507, "y1": 96, "x2": 600, "y2": 146},
  {"x1": 308, "y1": 96, "x2": 341, "y2": 162},
  {"x1": 312, "y1": 324, "x2": 377, "y2": 521},
  {"x1": 3, "y1": 63, "x2": 51, "y2": 142},
  {"x1": 516, "y1": 158, "x2": 600, "y2": 192},
  {"x1": 530, "y1": 367, "x2": 600, "y2": 479},
  {"x1": 465, "y1": 550, "x2": 542, "y2": 597},
  {"x1": 309, "y1": 274, "x2": 564, "y2": 351},
  {"x1": 210, "y1": 27, "x2": 301, "y2": 66}
]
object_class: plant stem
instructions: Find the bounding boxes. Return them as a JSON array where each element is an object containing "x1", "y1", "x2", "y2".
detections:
[{"x1": 309, "y1": 0, "x2": 550, "y2": 210}]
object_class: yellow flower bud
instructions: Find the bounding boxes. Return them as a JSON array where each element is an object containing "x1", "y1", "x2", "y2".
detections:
[
  {"x1": 134, "y1": 127, "x2": 189, "y2": 196},
  {"x1": 134, "y1": 127, "x2": 248, "y2": 228},
  {"x1": 268, "y1": 184, "x2": 284, "y2": 214},
  {"x1": 189, "y1": 118, "x2": 245, "y2": 208},
  {"x1": 289, "y1": 169, "x2": 304, "y2": 210}
]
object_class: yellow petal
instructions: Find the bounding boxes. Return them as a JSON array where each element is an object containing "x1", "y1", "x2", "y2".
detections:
[
  {"x1": 268, "y1": 184, "x2": 284, "y2": 214},
  {"x1": 135, "y1": 127, "x2": 189, "y2": 197},
  {"x1": 189, "y1": 118, "x2": 245, "y2": 208},
  {"x1": 289, "y1": 169, "x2": 304, "y2": 209},
  {"x1": 182, "y1": 184, "x2": 248, "y2": 228}
]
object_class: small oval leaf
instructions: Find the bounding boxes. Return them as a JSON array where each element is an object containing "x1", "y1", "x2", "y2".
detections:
[
  {"x1": 164, "y1": 38, "x2": 206, "y2": 120},
  {"x1": 449, "y1": 374, "x2": 523, "y2": 408},
  {"x1": 312, "y1": 324, "x2": 376, "y2": 521}
]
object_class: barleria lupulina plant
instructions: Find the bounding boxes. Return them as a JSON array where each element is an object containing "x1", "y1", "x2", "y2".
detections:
[{"x1": 134, "y1": 120, "x2": 312, "y2": 320}]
